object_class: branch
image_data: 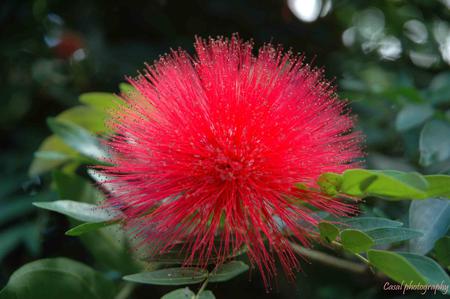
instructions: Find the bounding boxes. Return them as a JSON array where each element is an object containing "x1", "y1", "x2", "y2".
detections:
[{"x1": 290, "y1": 243, "x2": 368, "y2": 274}]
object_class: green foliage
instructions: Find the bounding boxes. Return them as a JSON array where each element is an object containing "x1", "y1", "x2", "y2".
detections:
[
  {"x1": 340, "y1": 229, "x2": 374, "y2": 253},
  {"x1": 123, "y1": 268, "x2": 209, "y2": 286},
  {"x1": 341, "y1": 217, "x2": 403, "y2": 231},
  {"x1": 419, "y1": 120, "x2": 450, "y2": 167},
  {"x1": 368, "y1": 250, "x2": 450, "y2": 290},
  {"x1": 29, "y1": 135, "x2": 77, "y2": 176},
  {"x1": 124, "y1": 261, "x2": 249, "y2": 287},
  {"x1": 315, "y1": 169, "x2": 450, "y2": 200},
  {"x1": 365, "y1": 227, "x2": 422, "y2": 245},
  {"x1": 318, "y1": 222, "x2": 339, "y2": 243},
  {"x1": 395, "y1": 104, "x2": 434, "y2": 132},
  {"x1": 65, "y1": 221, "x2": 116, "y2": 236},
  {"x1": 0, "y1": 258, "x2": 116, "y2": 299},
  {"x1": 79, "y1": 92, "x2": 123, "y2": 112},
  {"x1": 399, "y1": 253, "x2": 450, "y2": 286},
  {"x1": 33, "y1": 200, "x2": 117, "y2": 223},
  {"x1": 368, "y1": 250, "x2": 428, "y2": 285},
  {"x1": 409, "y1": 198, "x2": 450, "y2": 254},
  {"x1": 47, "y1": 118, "x2": 108, "y2": 163}
]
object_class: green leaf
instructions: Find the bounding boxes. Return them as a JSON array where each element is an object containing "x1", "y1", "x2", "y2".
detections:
[
  {"x1": 368, "y1": 250, "x2": 427, "y2": 285},
  {"x1": 0, "y1": 258, "x2": 116, "y2": 299},
  {"x1": 123, "y1": 268, "x2": 208, "y2": 285},
  {"x1": 365, "y1": 227, "x2": 423, "y2": 245},
  {"x1": 409, "y1": 198, "x2": 450, "y2": 254},
  {"x1": 119, "y1": 83, "x2": 135, "y2": 94},
  {"x1": 52, "y1": 171, "x2": 139, "y2": 273},
  {"x1": 47, "y1": 118, "x2": 108, "y2": 162},
  {"x1": 419, "y1": 120, "x2": 450, "y2": 167},
  {"x1": 208, "y1": 261, "x2": 249, "y2": 282},
  {"x1": 395, "y1": 104, "x2": 434, "y2": 132},
  {"x1": 317, "y1": 173, "x2": 343, "y2": 196},
  {"x1": 28, "y1": 135, "x2": 77, "y2": 176},
  {"x1": 56, "y1": 106, "x2": 108, "y2": 133},
  {"x1": 342, "y1": 217, "x2": 403, "y2": 231},
  {"x1": 340, "y1": 229, "x2": 374, "y2": 253},
  {"x1": 161, "y1": 287, "x2": 195, "y2": 299},
  {"x1": 424, "y1": 175, "x2": 450, "y2": 198},
  {"x1": 340, "y1": 169, "x2": 428, "y2": 199},
  {"x1": 79, "y1": 225, "x2": 142, "y2": 274},
  {"x1": 434, "y1": 237, "x2": 450, "y2": 268},
  {"x1": 318, "y1": 222, "x2": 339, "y2": 242},
  {"x1": 79, "y1": 92, "x2": 121, "y2": 112},
  {"x1": 33, "y1": 200, "x2": 118, "y2": 223},
  {"x1": 426, "y1": 72, "x2": 450, "y2": 104},
  {"x1": 398, "y1": 252, "x2": 450, "y2": 286},
  {"x1": 65, "y1": 221, "x2": 116, "y2": 236}
]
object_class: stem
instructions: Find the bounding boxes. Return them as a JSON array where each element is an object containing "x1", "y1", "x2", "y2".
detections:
[
  {"x1": 194, "y1": 278, "x2": 209, "y2": 299},
  {"x1": 290, "y1": 243, "x2": 367, "y2": 274},
  {"x1": 114, "y1": 282, "x2": 135, "y2": 299}
]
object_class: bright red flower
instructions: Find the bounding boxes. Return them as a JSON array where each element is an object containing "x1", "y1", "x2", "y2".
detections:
[{"x1": 101, "y1": 36, "x2": 363, "y2": 284}]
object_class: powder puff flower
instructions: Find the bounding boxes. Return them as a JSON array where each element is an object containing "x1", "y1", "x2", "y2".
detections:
[{"x1": 100, "y1": 35, "x2": 363, "y2": 284}]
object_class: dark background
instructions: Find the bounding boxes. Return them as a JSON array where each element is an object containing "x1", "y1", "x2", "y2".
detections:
[{"x1": 1, "y1": 0, "x2": 450, "y2": 298}]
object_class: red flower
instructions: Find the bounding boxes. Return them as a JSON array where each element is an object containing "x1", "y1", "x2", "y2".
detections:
[{"x1": 101, "y1": 36, "x2": 363, "y2": 284}]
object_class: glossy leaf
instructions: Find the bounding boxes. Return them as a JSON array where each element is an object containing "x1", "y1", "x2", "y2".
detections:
[
  {"x1": 340, "y1": 169, "x2": 428, "y2": 199},
  {"x1": 424, "y1": 175, "x2": 450, "y2": 198},
  {"x1": 342, "y1": 217, "x2": 403, "y2": 231},
  {"x1": 368, "y1": 250, "x2": 427, "y2": 285},
  {"x1": 33, "y1": 200, "x2": 118, "y2": 223},
  {"x1": 123, "y1": 268, "x2": 208, "y2": 285},
  {"x1": 395, "y1": 104, "x2": 434, "y2": 132},
  {"x1": 47, "y1": 118, "x2": 108, "y2": 162},
  {"x1": 409, "y1": 198, "x2": 450, "y2": 254},
  {"x1": 318, "y1": 222, "x2": 339, "y2": 242},
  {"x1": 398, "y1": 252, "x2": 450, "y2": 286},
  {"x1": 340, "y1": 229, "x2": 374, "y2": 253},
  {"x1": 365, "y1": 227, "x2": 422, "y2": 245},
  {"x1": 0, "y1": 258, "x2": 115, "y2": 299},
  {"x1": 419, "y1": 120, "x2": 450, "y2": 167},
  {"x1": 208, "y1": 261, "x2": 249, "y2": 282}
]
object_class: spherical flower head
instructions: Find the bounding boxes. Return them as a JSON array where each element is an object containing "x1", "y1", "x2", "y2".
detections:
[{"x1": 101, "y1": 35, "x2": 363, "y2": 285}]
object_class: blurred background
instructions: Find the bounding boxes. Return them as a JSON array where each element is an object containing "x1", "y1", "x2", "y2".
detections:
[{"x1": 1, "y1": 0, "x2": 450, "y2": 298}]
